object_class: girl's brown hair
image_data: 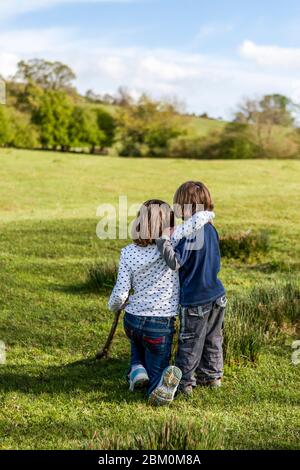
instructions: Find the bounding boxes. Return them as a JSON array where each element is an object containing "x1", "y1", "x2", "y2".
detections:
[
  {"x1": 132, "y1": 199, "x2": 174, "y2": 247},
  {"x1": 173, "y1": 181, "x2": 214, "y2": 219}
]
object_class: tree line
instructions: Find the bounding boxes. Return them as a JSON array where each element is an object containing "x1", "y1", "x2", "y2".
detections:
[{"x1": 1, "y1": 58, "x2": 300, "y2": 158}]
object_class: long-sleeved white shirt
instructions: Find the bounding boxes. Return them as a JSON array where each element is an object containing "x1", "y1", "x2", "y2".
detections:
[{"x1": 108, "y1": 211, "x2": 214, "y2": 317}]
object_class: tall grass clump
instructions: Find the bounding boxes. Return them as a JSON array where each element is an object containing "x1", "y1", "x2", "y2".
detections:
[
  {"x1": 224, "y1": 280, "x2": 300, "y2": 364},
  {"x1": 88, "y1": 417, "x2": 224, "y2": 450},
  {"x1": 86, "y1": 261, "x2": 117, "y2": 291},
  {"x1": 220, "y1": 230, "x2": 269, "y2": 259}
]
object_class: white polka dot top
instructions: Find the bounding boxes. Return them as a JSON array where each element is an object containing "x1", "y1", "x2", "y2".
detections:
[{"x1": 108, "y1": 210, "x2": 214, "y2": 317}]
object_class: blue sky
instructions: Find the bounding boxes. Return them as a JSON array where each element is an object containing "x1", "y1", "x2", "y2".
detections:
[{"x1": 1, "y1": 0, "x2": 300, "y2": 118}]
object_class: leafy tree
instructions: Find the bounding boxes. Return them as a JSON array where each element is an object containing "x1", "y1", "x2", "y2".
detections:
[
  {"x1": 96, "y1": 108, "x2": 116, "y2": 149},
  {"x1": 31, "y1": 89, "x2": 73, "y2": 150},
  {"x1": 15, "y1": 59, "x2": 76, "y2": 91},
  {"x1": 7, "y1": 108, "x2": 39, "y2": 149},
  {"x1": 235, "y1": 94, "x2": 294, "y2": 144},
  {"x1": 234, "y1": 94, "x2": 298, "y2": 154},
  {"x1": 85, "y1": 90, "x2": 103, "y2": 104},
  {"x1": 209, "y1": 123, "x2": 261, "y2": 159},
  {"x1": 0, "y1": 106, "x2": 38, "y2": 148},
  {"x1": 117, "y1": 95, "x2": 182, "y2": 156},
  {"x1": 114, "y1": 87, "x2": 133, "y2": 107},
  {"x1": 0, "y1": 106, "x2": 12, "y2": 146},
  {"x1": 259, "y1": 94, "x2": 295, "y2": 127},
  {"x1": 68, "y1": 106, "x2": 104, "y2": 152}
]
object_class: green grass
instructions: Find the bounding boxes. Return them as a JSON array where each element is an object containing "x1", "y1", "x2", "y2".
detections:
[{"x1": 0, "y1": 148, "x2": 299, "y2": 450}]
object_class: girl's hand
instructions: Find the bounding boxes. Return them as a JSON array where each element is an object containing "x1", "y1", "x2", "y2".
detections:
[{"x1": 162, "y1": 227, "x2": 174, "y2": 238}]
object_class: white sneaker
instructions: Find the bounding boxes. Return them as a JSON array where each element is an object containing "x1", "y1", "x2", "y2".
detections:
[
  {"x1": 129, "y1": 365, "x2": 149, "y2": 391},
  {"x1": 149, "y1": 366, "x2": 182, "y2": 406}
]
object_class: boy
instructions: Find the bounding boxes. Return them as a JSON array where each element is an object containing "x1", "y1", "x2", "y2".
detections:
[{"x1": 156, "y1": 181, "x2": 226, "y2": 395}]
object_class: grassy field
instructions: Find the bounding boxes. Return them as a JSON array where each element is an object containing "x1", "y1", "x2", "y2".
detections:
[{"x1": 0, "y1": 148, "x2": 299, "y2": 450}]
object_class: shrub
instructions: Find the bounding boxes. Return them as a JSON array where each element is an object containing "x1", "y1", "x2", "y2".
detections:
[
  {"x1": 0, "y1": 107, "x2": 39, "y2": 148},
  {"x1": 7, "y1": 108, "x2": 39, "y2": 148},
  {"x1": 168, "y1": 136, "x2": 205, "y2": 158},
  {"x1": 259, "y1": 128, "x2": 300, "y2": 159},
  {"x1": 95, "y1": 108, "x2": 116, "y2": 149},
  {"x1": 0, "y1": 106, "x2": 12, "y2": 146},
  {"x1": 203, "y1": 123, "x2": 262, "y2": 159},
  {"x1": 117, "y1": 95, "x2": 182, "y2": 157}
]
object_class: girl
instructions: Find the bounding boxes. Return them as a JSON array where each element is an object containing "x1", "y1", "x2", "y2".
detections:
[{"x1": 108, "y1": 199, "x2": 213, "y2": 405}]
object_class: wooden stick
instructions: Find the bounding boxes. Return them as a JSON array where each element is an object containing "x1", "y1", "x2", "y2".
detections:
[{"x1": 95, "y1": 310, "x2": 122, "y2": 360}]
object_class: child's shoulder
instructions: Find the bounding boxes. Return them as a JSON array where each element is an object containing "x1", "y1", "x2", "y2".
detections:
[
  {"x1": 205, "y1": 222, "x2": 219, "y2": 239},
  {"x1": 121, "y1": 243, "x2": 136, "y2": 256},
  {"x1": 121, "y1": 243, "x2": 153, "y2": 256}
]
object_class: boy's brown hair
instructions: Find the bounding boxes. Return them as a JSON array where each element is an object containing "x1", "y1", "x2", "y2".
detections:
[
  {"x1": 173, "y1": 181, "x2": 214, "y2": 219},
  {"x1": 132, "y1": 199, "x2": 175, "y2": 247}
]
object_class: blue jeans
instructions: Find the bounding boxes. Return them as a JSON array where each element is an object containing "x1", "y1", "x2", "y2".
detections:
[{"x1": 123, "y1": 312, "x2": 175, "y2": 394}]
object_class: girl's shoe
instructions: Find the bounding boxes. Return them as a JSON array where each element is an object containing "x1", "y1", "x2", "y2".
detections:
[
  {"x1": 149, "y1": 366, "x2": 182, "y2": 406},
  {"x1": 129, "y1": 365, "x2": 149, "y2": 391}
]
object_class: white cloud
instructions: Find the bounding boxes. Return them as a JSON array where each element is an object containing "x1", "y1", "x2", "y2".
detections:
[
  {"x1": 0, "y1": 0, "x2": 140, "y2": 21},
  {"x1": 1, "y1": 27, "x2": 300, "y2": 118},
  {"x1": 239, "y1": 40, "x2": 300, "y2": 69},
  {"x1": 0, "y1": 52, "x2": 19, "y2": 77},
  {"x1": 0, "y1": 28, "x2": 74, "y2": 55},
  {"x1": 140, "y1": 56, "x2": 197, "y2": 81}
]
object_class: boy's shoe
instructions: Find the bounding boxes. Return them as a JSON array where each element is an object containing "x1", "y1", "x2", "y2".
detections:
[
  {"x1": 197, "y1": 378, "x2": 222, "y2": 388},
  {"x1": 129, "y1": 365, "x2": 149, "y2": 391},
  {"x1": 179, "y1": 384, "x2": 194, "y2": 396},
  {"x1": 149, "y1": 366, "x2": 182, "y2": 406}
]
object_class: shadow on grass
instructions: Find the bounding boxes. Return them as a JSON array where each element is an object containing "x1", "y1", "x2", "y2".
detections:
[
  {"x1": 50, "y1": 282, "x2": 101, "y2": 295},
  {"x1": 49, "y1": 260, "x2": 118, "y2": 295},
  {"x1": 0, "y1": 357, "x2": 145, "y2": 404},
  {"x1": 247, "y1": 261, "x2": 300, "y2": 274}
]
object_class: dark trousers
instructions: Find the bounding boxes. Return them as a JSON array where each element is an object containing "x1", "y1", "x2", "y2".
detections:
[
  {"x1": 175, "y1": 296, "x2": 226, "y2": 388},
  {"x1": 124, "y1": 312, "x2": 175, "y2": 394}
]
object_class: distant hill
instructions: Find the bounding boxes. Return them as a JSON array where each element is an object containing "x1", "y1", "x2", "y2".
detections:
[{"x1": 84, "y1": 99, "x2": 227, "y2": 139}]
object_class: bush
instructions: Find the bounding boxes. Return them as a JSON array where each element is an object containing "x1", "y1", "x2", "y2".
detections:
[
  {"x1": 220, "y1": 230, "x2": 269, "y2": 259},
  {"x1": 259, "y1": 129, "x2": 300, "y2": 159},
  {"x1": 95, "y1": 108, "x2": 116, "y2": 149},
  {"x1": 7, "y1": 108, "x2": 39, "y2": 148},
  {"x1": 0, "y1": 107, "x2": 39, "y2": 148},
  {"x1": 168, "y1": 136, "x2": 205, "y2": 158},
  {"x1": 202, "y1": 123, "x2": 262, "y2": 159},
  {"x1": 0, "y1": 106, "x2": 13, "y2": 146},
  {"x1": 117, "y1": 95, "x2": 182, "y2": 157}
]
